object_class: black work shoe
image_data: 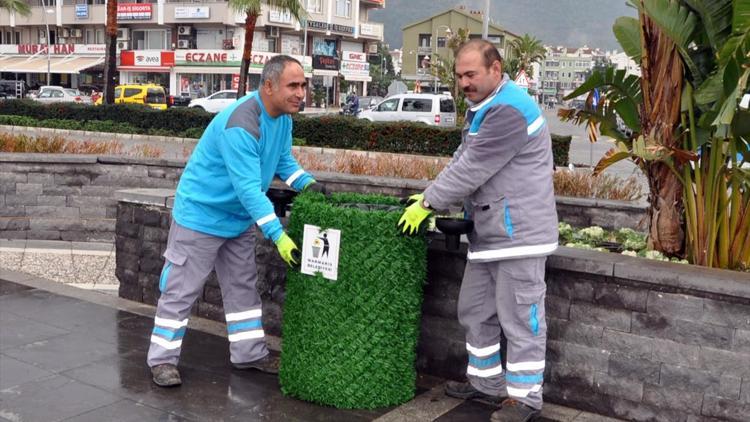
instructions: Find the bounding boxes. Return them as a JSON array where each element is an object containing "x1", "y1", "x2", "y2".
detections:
[
  {"x1": 490, "y1": 399, "x2": 541, "y2": 422},
  {"x1": 444, "y1": 380, "x2": 507, "y2": 406},
  {"x1": 232, "y1": 355, "x2": 280, "y2": 374},
  {"x1": 151, "y1": 364, "x2": 181, "y2": 387}
]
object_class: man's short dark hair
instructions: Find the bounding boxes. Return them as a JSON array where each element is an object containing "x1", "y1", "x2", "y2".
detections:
[
  {"x1": 456, "y1": 39, "x2": 503, "y2": 68},
  {"x1": 260, "y1": 55, "x2": 302, "y2": 87}
]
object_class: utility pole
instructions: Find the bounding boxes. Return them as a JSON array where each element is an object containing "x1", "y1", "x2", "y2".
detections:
[{"x1": 482, "y1": 0, "x2": 490, "y2": 40}]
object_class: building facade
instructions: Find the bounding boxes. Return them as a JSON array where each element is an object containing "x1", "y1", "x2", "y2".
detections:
[
  {"x1": 400, "y1": 6, "x2": 518, "y2": 92},
  {"x1": 538, "y1": 45, "x2": 606, "y2": 104},
  {"x1": 0, "y1": 0, "x2": 385, "y2": 105}
]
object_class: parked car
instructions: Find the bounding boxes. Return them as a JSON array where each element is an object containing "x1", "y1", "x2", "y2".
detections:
[
  {"x1": 0, "y1": 80, "x2": 28, "y2": 99},
  {"x1": 188, "y1": 90, "x2": 248, "y2": 113},
  {"x1": 94, "y1": 84, "x2": 168, "y2": 110},
  {"x1": 170, "y1": 92, "x2": 192, "y2": 107},
  {"x1": 33, "y1": 86, "x2": 92, "y2": 104},
  {"x1": 358, "y1": 93, "x2": 457, "y2": 127}
]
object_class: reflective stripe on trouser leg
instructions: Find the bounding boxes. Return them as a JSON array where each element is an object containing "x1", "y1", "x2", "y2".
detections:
[
  {"x1": 147, "y1": 221, "x2": 224, "y2": 367},
  {"x1": 493, "y1": 257, "x2": 547, "y2": 410},
  {"x1": 214, "y1": 227, "x2": 269, "y2": 364},
  {"x1": 457, "y1": 261, "x2": 507, "y2": 396}
]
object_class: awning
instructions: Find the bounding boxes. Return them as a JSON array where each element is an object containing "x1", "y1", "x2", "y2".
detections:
[{"x1": 0, "y1": 55, "x2": 104, "y2": 74}]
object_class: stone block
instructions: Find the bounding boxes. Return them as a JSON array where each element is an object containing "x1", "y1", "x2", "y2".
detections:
[
  {"x1": 702, "y1": 298, "x2": 750, "y2": 329},
  {"x1": 5, "y1": 194, "x2": 37, "y2": 206},
  {"x1": 700, "y1": 347, "x2": 750, "y2": 379},
  {"x1": 647, "y1": 291, "x2": 704, "y2": 322},
  {"x1": 570, "y1": 301, "x2": 631, "y2": 332},
  {"x1": 197, "y1": 302, "x2": 225, "y2": 323},
  {"x1": 142, "y1": 226, "x2": 168, "y2": 244},
  {"x1": 116, "y1": 236, "x2": 141, "y2": 256},
  {"x1": 594, "y1": 371, "x2": 644, "y2": 402},
  {"x1": 29, "y1": 218, "x2": 84, "y2": 231},
  {"x1": 143, "y1": 286, "x2": 160, "y2": 306},
  {"x1": 26, "y1": 230, "x2": 61, "y2": 240},
  {"x1": 68, "y1": 195, "x2": 116, "y2": 209},
  {"x1": 546, "y1": 362, "x2": 595, "y2": 389},
  {"x1": 262, "y1": 301, "x2": 283, "y2": 337},
  {"x1": 79, "y1": 207, "x2": 108, "y2": 218},
  {"x1": 546, "y1": 273, "x2": 596, "y2": 301},
  {"x1": 36, "y1": 195, "x2": 66, "y2": 206},
  {"x1": 0, "y1": 218, "x2": 29, "y2": 231},
  {"x1": 117, "y1": 204, "x2": 134, "y2": 224},
  {"x1": 98, "y1": 164, "x2": 150, "y2": 178},
  {"x1": 139, "y1": 257, "x2": 164, "y2": 275},
  {"x1": 675, "y1": 319, "x2": 733, "y2": 349},
  {"x1": 701, "y1": 395, "x2": 750, "y2": 422},
  {"x1": 54, "y1": 173, "x2": 91, "y2": 186},
  {"x1": 81, "y1": 185, "x2": 118, "y2": 197},
  {"x1": 427, "y1": 248, "x2": 467, "y2": 281},
  {"x1": 651, "y1": 338, "x2": 700, "y2": 367},
  {"x1": 118, "y1": 282, "x2": 142, "y2": 302},
  {"x1": 203, "y1": 285, "x2": 223, "y2": 305},
  {"x1": 25, "y1": 206, "x2": 79, "y2": 219},
  {"x1": 660, "y1": 363, "x2": 742, "y2": 398},
  {"x1": 81, "y1": 219, "x2": 115, "y2": 232},
  {"x1": 547, "y1": 317, "x2": 603, "y2": 347},
  {"x1": 134, "y1": 206, "x2": 163, "y2": 226},
  {"x1": 602, "y1": 329, "x2": 653, "y2": 359},
  {"x1": 546, "y1": 294, "x2": 571, "y2": 319},
  {"x1": 27, "y1": 173, "x2": 54, "y2": 185},
  {"x1": 421, "y1": 295, "x2": 457, "y2": 320},
  {"x1": 742, "y1": 378, "x2": 750, "y2": 403},
  {"x1": 563, "y1": 343, "x2": 610, "y2": 372},
  {"x1": 41, "y1": 185, "x2": 82, "y2": 196},
  {"x1": 594, "y1": 283, "x2": 648, "y2": 312},
  {"x1": 416, "y1": 322, "x2": 467, "y2": 380},
  {"x1": 642, "y1": 382, "x2": 703, "y2": 414},
  {"x1": 608, "y1": 353, "x2": 660, "y2": 383},
  {"x1": 138, "y1": 271, "x2": 160, "y2": 290},
  {"x1": 0, "y1": 206, "x2": 26, "y2": 217},
  {"x1": 15, "y1": 183, "x2": 42, "y2": 195},
  {"x1": 0, "y1": 230, "x2": 27, "y2": 239}
]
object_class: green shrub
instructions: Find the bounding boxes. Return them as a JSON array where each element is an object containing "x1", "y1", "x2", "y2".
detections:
[{"x1": 551, "y1": 134, "x2": 572, "y2": 167}]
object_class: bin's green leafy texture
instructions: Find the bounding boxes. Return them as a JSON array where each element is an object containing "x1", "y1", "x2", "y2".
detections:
[{"x1": 280, "y1": 192, "x2": 427, "y2": 409}]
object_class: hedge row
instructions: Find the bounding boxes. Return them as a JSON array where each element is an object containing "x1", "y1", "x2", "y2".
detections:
[{"x1": 0, "y1": 100, "x2": 571, "y2": 165}]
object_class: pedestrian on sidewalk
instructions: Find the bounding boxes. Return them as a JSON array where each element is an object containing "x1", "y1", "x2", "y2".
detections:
[
  {"x1": 397, "y1": 39, "x2": 558, "y2": 422},
  {"x1": 148, "y1": 55, "x2": 323, "y2": 387}
]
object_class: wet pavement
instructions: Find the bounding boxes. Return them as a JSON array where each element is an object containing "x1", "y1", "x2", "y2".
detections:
[{"x1": 0, "y1": 270, "x2": 623, "y2": 422}]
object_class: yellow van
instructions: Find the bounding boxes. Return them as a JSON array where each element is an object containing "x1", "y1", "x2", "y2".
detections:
[{"x1": 94, "y1": 84, "x2": 168, "y2": 110}]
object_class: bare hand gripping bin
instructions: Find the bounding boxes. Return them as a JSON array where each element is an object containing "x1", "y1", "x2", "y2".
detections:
[{"x1": 279, "y1": 192, "x2": 427, "y2": 409}]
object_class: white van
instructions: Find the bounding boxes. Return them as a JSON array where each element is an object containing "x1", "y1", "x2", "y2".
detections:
[{"x1": 358, "y1": 93, "x2": 457, "y2": 127}]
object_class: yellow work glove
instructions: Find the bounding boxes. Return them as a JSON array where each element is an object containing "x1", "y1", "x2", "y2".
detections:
[
  {"x1": 397, "y1": 193, "x2": 432, "y2": 235},
  {"x1": 275, "y1": 232, "x2": 300, "y2": 267}
]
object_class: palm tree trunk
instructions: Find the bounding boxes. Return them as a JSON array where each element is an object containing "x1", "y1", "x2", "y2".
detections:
[
  {"x1": 640, "y1": 5, "x2": 685, "y2": 256},
  {"x1": 237, "y1": 11, "x2": 258, "y2": 99},
  {"x1": 103, "y1": 0, "x2": 118, "y2": 104}
]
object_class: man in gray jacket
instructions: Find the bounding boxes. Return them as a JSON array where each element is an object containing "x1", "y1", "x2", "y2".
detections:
[{"x1": 398, "y1": 39, "x2": 558, "y2": 422}]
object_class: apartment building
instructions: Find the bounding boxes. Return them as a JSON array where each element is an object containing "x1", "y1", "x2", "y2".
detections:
[
  {"x1": 538, "y1": 45, "x2": 606, "y2": 103},
  {"x1": 400, "y1": 6, "x2": 518, "y2": 92},
  {"x1": 0, "y1": 0, "x2": 385, "y2": 105}
]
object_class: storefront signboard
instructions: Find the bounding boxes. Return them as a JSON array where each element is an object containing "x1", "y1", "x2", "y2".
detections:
[
  {"x1": 175, "y1": 6, "x2": 210, "y2": 19},
  {"x1": 307, "y1": 20, "x2": 354, "y2": 35},
  {"x1": 117, "y1": 3, "x2": 153, "y2": 21},
  {"x1": 312, "y1": 55, "x2": 339, "y2": 71},
  {"x1": 269, "y1": 9, "x2": 293, "y2": 24},
  {"x1": 174, "y1": 50, "x2": 312, "y2": 72},
  {"x1": 120, "y1": 51, "x2": 175, "y2": 67},
  {"x1": 2, "y1": 44, "x2": 105, "y2": 55},
  {"x1": 359, "y1": 23, "x2": 382, "y2": 38},
  {"x1": 75, "y1": 4, "x2": 88, "y2": 19}
]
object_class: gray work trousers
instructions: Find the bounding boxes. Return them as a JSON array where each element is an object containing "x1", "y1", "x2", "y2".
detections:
[
  {"x1": 147, "y1": 221, "x2": 268, "y2": 368},
  {"x1": 458, "y1": 256, "x2": 547, "y2": 410}
]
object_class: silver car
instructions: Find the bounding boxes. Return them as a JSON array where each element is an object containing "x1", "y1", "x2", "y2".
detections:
[
  {"x1": 358, "y1": 93, "x2": 457, "y2": 127},
  {"x1": 33, "y1": 86, "x2": 92, "y2": 104}
]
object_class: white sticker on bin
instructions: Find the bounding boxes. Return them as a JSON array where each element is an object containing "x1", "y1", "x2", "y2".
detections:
[{"x1": 301, "y1": 224, "x2": 341, "y2": 281}]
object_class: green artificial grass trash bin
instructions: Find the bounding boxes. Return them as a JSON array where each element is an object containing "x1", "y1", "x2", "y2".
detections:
[{"x1": 279, "y1": 192, "x2": 427, "y2": 409}]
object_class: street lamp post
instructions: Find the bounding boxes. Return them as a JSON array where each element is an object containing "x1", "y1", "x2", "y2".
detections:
[{"x1": 42, "y1": 0, "x2": 54, "y2": 85}]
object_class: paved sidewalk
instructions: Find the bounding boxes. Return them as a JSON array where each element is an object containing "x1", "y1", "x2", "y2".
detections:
[{"x1": 0, "y1": 267, "x2": 624, "y2": 422}]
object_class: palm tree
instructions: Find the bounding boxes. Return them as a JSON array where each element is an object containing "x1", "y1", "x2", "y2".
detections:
[
  {"x1": 103, "y1": 0, "x2": 118, "y2": 104},
  {"x1": 508, "y1": 34, "x2": 546, "y2": 78},
  {"x1": 228, "y1": 0, "x2": 306, "y2": 99},
  {"x1": 558, "y1": 0, "x2": 750, "y2": 268},
  {"x1": 0, "y1": 0, "x2": 31, "y2": 16}
]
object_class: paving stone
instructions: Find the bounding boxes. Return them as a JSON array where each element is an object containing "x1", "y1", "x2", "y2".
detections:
[
  {"x1": 651, "y1": 338, "x2": 700, "y2": 367},
  {"x1": 15, "y1": 183, "x2": 42, "y2": 196},
  {"x1": 0, "y1": 353, "x2": 55, "y2": 389},
  {"x1": 700, "y1": 347, "x2": 750, "y2": 378}
]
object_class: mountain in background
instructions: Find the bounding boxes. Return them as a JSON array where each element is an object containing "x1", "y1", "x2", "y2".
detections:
[{"x1": 370, "y1": 0, "x2": 637, "y2": 51}]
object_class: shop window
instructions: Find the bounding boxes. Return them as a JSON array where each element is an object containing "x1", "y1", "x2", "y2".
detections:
[
  {"x1": 306, "y1": 0, "x2": 322, "y2": 14},
  {"x1": 132, "y1": 30, "x2": 167, "y2": 50}
]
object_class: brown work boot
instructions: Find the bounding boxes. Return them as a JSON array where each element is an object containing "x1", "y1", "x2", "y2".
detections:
[
  {"x1": 151, "y1": 363, "x2": 182, "y2": 387},
  {"x1": 232, "y1": 354, "x2": 280, "y2": 374},
  {"x1": 444, "y1": 380, "x2": 507, "y2": 406},
  {"x1": 490, "y1": 398, "x2": 541, "y2": 422}
]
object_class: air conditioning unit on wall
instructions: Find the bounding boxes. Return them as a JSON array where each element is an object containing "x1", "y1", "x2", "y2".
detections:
[
  {"x1": 72, "y1": 28, "x2": 82, "y2": 38},
  {"x1": 117, "y1": 28, "x2": 129, "y2": 40},
  {"x1": 117, "y1": 40, "x2": 129, "y2": 50},
  {"x1": 177, "y1": 39, "x2": 190, "y2": 49},
  {"x1": 61, "y1": 28, "x2": 70, "y2": 37},
  {"x1": 178, "y1": 26, "x2": 192, "y2": 36}
]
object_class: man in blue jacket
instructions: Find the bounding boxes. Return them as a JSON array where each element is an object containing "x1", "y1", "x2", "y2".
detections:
[
  {"x1": 148, "y1": 55, "x2": 319, "y2": 387},
  {"x1": 398, "y1": 40, "x2": 558, "y2": 421}
]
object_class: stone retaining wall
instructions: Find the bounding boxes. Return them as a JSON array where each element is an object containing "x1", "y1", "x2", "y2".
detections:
[
  {"x1": 116, "y1": 191, "x2": 750, "y2": 422},
  {"x1": 1, "y1": 154, "x2": 646, "y2": 242}
]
